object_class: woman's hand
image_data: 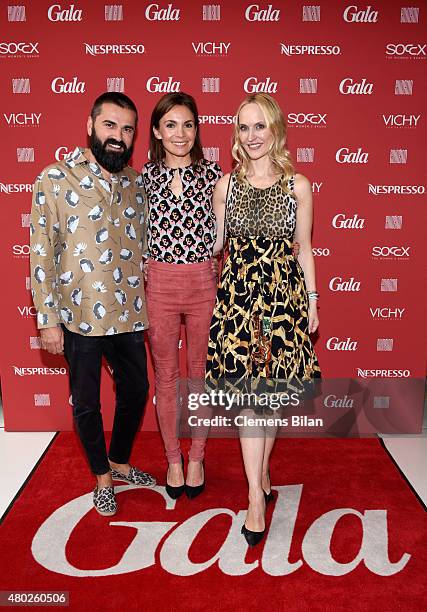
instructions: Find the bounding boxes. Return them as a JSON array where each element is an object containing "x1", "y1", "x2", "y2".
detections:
[
  {"x1": 211, "y1": 257, "x2": 219, "y2": 278},
  {"x1": 308, "y1": 301, "x2": 319, "y2": 334}
]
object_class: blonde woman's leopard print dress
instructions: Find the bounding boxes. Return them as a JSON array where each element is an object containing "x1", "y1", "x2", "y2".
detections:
[{"x1": 206, "y1": 173, "x2": 320, "y2": 394}]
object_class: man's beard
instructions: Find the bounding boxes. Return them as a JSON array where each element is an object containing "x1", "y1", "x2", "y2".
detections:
[{"x1": 89, "y1": 128, "x2": 133, "y2": 173}]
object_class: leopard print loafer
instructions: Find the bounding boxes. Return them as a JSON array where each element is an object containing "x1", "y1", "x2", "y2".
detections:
[
  {"x1": 93, "y1": 485, "x2": 117, "y2": 516},
  {"x1": 110, "y1": 466, "x2": 156, "y2": 488}
]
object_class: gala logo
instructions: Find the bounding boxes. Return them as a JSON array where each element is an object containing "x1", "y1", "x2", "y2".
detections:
[
  {"x1": 343, "y1": 5, "x2": 378, "y2": 22},
  {"x1": 31, "y1": 484, "x2": 410, "y2": 577},
  {"x1": 329, "y1": 277, "x2": 361, "y2": 292},
  {"x1": 335, "y1": 147, "x2": 368, "y2": 163},
  {"x1": 145, "y1": 3, "x2": 180, "y2": 20},
  {"x1": 323, "y1": 395, "x2": 354, "y2": 408},
  {"x1": 47, "y1": 4, "x2": 82, "y2": 21},
  {"x1": 332, "y1": 213, "x2": 365, "y2": 229},
  {"x1": 146, "y1": 76, "x2": 180, "y2": 93},
  {"x1": 51, "y1": 77, "x2": 85, "y2": 93},
  {"x1": 326, "y1": 337, "x2": 358, "y2": 351},
  {"x1": 244, "y1": 76, "x2": 277, "y2": 93},
  {"x1": 245, "y1": 4, "x2": 280, "y2": 21},
  {"x1": 339, "y1": 78, "x2": 373, "y2": 94},
  {"x1": 55, "y1": 147, "x2": 73, "y2": 161}
]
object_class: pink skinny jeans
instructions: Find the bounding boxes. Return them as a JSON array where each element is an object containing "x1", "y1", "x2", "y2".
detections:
[{"x1": 146, "y1": 259, "x2": 217, "y2": 464}]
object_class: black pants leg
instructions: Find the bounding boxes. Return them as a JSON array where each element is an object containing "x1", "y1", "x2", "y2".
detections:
[
  {"x1": 63, "y1": 326, "x2": 149, "y2": 475},
  {"x1": 103, "y1": 331, "x2": 149, "y2": 465}
]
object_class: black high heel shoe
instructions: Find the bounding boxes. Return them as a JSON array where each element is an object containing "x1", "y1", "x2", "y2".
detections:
[
  {"x1": 263, "y1": 489, "x2": 274, "y2": 504},
  {"x1": 241, "y1": 495, "x2": 266, "y2": 547},
  {"x1": 263, "y1": 469, "x2": 274, "y2": 504},
  {"x1": 241, "y1": 523, "x2": 266, "y2": 547},
  {"x1": 185, "y1": 459, "x2": 205, "y2": 499},
  {"x1": 165, "y1": 454, "x2": 185, "y2": 500}
]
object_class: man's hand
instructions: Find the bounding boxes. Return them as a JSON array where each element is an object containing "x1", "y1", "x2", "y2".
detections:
[
  {"x1": 40, "y1": 327, "x2": 64, "y2": 355},
  {"x1": 142, "y1": 258, "x2": 149, "y2": 281}
]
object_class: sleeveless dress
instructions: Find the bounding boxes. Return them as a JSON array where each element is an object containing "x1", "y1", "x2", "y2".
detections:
[{"x1": 206, "y1": 173, "x2": 321, "y2": 394}]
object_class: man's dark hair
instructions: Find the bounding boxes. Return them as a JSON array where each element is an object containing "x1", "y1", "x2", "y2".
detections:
[{"x1": 90, "y1": 92, "x2": 138, "y2": 124}]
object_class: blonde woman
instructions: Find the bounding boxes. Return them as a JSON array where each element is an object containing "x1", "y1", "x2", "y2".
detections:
[{"x1": 206, "y1": 94, "x2": 320, "y2": 546}]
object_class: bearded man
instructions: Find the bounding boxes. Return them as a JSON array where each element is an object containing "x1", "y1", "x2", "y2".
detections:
[{"x1": 30, "y1": 92, "x2": 155, "y2": 516}]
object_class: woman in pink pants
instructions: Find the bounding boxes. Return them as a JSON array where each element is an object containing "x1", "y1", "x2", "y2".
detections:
[{"x1": 143, "y1": 92, "x2": 222, "y2": 499}]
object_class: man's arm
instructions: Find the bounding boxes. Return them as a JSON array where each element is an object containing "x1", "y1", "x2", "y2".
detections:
[{"x1": 30, "y1": 171, "x2": 64, "y2": 353}]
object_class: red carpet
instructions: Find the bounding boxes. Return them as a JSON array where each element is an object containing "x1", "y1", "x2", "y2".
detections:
[{"x1": 0, "y1": 433, "x2": 425, "y2": 611}]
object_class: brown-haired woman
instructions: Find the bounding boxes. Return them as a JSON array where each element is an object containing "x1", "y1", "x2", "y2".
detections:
[{"x1": 143, "y1": 92, "x2": 222, "y2": 499}]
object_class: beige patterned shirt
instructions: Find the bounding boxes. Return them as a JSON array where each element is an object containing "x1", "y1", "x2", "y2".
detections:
[{"x1": 30, "y1": 147, "x2": 149, "y2": 336}]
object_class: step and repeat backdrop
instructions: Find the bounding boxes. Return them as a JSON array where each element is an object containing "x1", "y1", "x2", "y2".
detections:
[{"x1": 0, "y1": 0, "x2": 425, "y2": 430}]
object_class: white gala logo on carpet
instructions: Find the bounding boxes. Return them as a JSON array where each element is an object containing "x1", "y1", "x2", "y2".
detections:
[{"x1": 31, "y1": 484, "x2": 410, "y2": 577}]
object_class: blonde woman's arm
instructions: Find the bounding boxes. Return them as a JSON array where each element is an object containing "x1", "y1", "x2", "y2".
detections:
[
  {"x1": 212, "y1": 173, "x2": 231, "y2": 256},
  {"x1": 293, "y1": 173, "x2": 319, "y2": 334}
]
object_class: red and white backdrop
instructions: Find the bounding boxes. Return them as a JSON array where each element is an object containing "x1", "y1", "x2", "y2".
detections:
[{"x1": 0, "y1": 0, "x2": 425, "y2": 430}]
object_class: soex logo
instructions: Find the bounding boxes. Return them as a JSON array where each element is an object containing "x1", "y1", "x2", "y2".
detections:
[
  {"x1": 287, "y1": 113, "x2": 327, "y2": 126},
  {"x1": 326, "y1": 337, "x2": 358, "y2": 351},
  {"x1": 51, "y1": 77, "x2": 85, "y2": 93},
  {"x1": 386, "y1": 43, "x2": 426, "y2": 57},
  {"x1": 0, "y1": 42, "x2": 39, "y2": 55},
  {"x1": 145, "y1": 3, "x2": 180, "y2": 20},
  {"x1": 192, "y1": 42, "x2": 230, "y2": 55},
  {"x1": 48, "y1": 4, "x2": 82, "y2": 21},
  {"x1": 3, "y1": 113, "x2": 41, "y2": 126},
  {"x1": 13, "y1": 244, "x2": 30, "y2": 256},
  {"x1": 146, "y1": 76, "x2": 180, "y2": 93},
  {"x1": 13, "y1": 366, "x2": 66, "y2": 376},
  {"x1": 245, "y1": 4, "x2": 280, "y2": 21},
  {"x1": 383, "y1": 114, "x2": 420, "y2": 127},
  {"x1": 336, "y1": 147, "x2": 368, "y2": 163},
  {"x1": 372, "y1": 246, "x2": 410, "y2": 258},
  {"x1": 281, "y1": 44, "x2": 340, "y2": 56},
  {"x1": 339, "y1": 78, "x2": 373, "y2": 94},
  {"x1": 370, "y1": 307, "x2": 405, "y2": 319},
  {"x1": 329, "y1": 277, "x2": 361, "y2": 291},
  {"x1": 332, "y1": 213, "x2": 365, "y2": 229},
  {"x1": 0, "y1": 183, "x2": 32, "y2": 193},
  {"x1": 343, "y1": 5, "x2": 378, "y2": 22},
  {"x1": 244, "y1": 76, "x2": 277, "y2": 93}
]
